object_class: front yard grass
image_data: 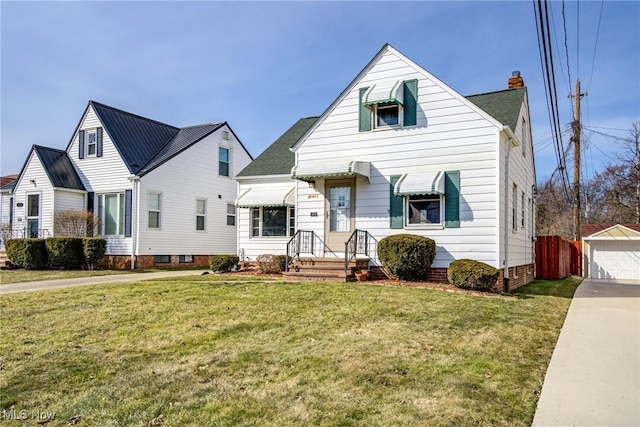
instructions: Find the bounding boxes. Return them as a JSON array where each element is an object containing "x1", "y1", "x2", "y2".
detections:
[
  {"x1": 0, "y1": 267, "x2": 207, "y2": 285},
  {"x1": 0, "y1": 276, "x2": 580, "y2": 426}
]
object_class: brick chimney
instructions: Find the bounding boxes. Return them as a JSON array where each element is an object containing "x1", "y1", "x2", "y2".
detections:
[{"x1": 508, "y1": 71, "x2": 524, "y2": 88}]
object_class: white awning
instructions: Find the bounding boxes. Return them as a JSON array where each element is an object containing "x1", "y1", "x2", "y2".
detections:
[
  {"x1": 395, "y1": 171, "x2": 445, "y2": 196},
  {"x1": 291, "y1": 160, "x2": 371, "y2": 181},
  {"x1": 362, "y1": 81, "x2": 404, "y2": 106},
  {"x1": 235, "y1": 186, "x2": 295, "y2": 208}
]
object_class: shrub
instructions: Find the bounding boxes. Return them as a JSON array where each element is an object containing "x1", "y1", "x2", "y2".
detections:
[
  {"x1": 46, "y1": 237, "x2": 84, "y2": 269},
  {"x1": 83, "y1": 238, "x2": 107, "y2": 270},
  {"x1": 448, "y1": 259, "x2": 499, "y2": 291},
  {"x1": 209, "y1": 255, "x2": 239, "y2": 272},
  {"x1": 5, "y1": 238, "x2": 48, "y2": 270},
  {"x1": 256, "y1": 254, "x2": 287, "y2": 274},
  {"x1": 377, "y1": 234, "x2": 436, "y2": 281}
]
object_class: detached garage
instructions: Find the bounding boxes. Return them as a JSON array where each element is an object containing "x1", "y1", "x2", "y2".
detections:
[{"x1": 582, "y1": 224, "x2": 640, "y2": 280}]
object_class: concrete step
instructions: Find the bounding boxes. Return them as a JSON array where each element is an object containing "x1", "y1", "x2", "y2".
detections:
[{"x1": 283, "y1": 270, "x2": 349, "y2": 282}]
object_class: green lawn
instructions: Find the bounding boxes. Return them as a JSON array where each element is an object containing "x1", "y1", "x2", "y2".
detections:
[
  {"x1": 0, "y1": 276, "x2": 580, "y2": 426},
  {"x1": 0, "y1": 267, "x2": 207, "y2": 285}
]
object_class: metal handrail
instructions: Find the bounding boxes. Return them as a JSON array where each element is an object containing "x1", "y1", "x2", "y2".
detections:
[
  {"x1": 285, "y1": 230, "x2": 315, "y2": 272},
  {"x1": 9, "y1": 228, "x2": 51, "y2": 239},
  {"x1": 344, "y1": 229, "x2": 369, "y2": 273}
]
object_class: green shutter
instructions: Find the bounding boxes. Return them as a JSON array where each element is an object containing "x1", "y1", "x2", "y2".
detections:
[
  {"x1": 445, "y1": 171, "x2": 460, "y2": 228},
  {"x1": 403, "y1": 79, "x2": 417, "y2": 127},
  {"x1": 390, "y1": 175, "x2": 404, "y2": 229},
  {"x1": 359, "y1": 87, "x2": 371, "y2": 132}
]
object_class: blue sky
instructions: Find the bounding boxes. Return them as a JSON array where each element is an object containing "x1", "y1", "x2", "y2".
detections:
[{"x1": 1, "y1": 1, "x2": 638, "y2": 183}]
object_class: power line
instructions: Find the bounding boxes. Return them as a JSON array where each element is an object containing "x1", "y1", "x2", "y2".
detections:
[
  {"x1": 586, "y1": 0, "x2": 605, "y2": 91},
  {"x1": 561, "y1": 0, "x2": 573, "y2": 115}
]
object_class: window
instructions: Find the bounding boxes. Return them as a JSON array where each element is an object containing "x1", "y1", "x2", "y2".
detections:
[
  {"x1": 154, "y1": 255, "x2": 170, "y2": 264},
  {"x1": 250, "y1": 206, "x2": 295, "y2": 237},
  {"x1": 222, "y1": 130, "x2": 229, "y2": 140},
  {"x1": 375, "y1": 102, "x2": 399, "y2": 127},
  {"x1": 512, "y1": 184, "x2": 518, "y2": 231},
  {"x1": 219, "y1": 147, "x2": 230, "y2": 177},
  {"x1": 179, "y1": 255, "x2": 193, "y2": 263},
  {"x1": 521, "y1": 191, "x2": 525, "y2": 228},
  {"x1": 226, "y1": 204, "x2": 236, "y2": 226},
  {"x1": 97, "y1": 193, "x2": 125, "y2": 236},
  {"x1": 196, "y1": 199, "x2": 206, "y2": 231},
  {"x1": 148, "y1": 192, "x2": 161, "y2": 229},
  {"x1": 407, "y1": 195, "x2": 441, "y2": 225},
  {"x1": 86, "y1": 129, "x2": 97, "y2": 156}
]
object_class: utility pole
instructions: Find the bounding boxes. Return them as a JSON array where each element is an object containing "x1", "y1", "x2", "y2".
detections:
[{"x1": 571, "y1": 80, "x2": 585, "y2": 240}]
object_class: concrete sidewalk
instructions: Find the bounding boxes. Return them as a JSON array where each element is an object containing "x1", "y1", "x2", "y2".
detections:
[
  {"x1": 532, "y1": 279, "x2": 640, "y2": 427},
  {"x1": 0, "y1": 270, "x2": 209, "y2": 294}
]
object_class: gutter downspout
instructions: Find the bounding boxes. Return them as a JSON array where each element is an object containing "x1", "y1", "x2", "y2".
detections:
[
  {"x1": 503, "y1": 130, "x2": 515, "y2": 292},
  {"x1": 128, "y1": 175, "x2": 141, "y2": 270}
]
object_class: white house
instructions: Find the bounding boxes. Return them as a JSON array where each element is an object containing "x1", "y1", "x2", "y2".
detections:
[
  {"x1": 236, "y1": 44, "x2": 536, "y2": 289},
  {"x1": 3, "y1": 101, "x2": 253, "y2": 268}
]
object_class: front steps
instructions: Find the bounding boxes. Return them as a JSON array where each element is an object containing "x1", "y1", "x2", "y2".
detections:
[
  {"x1": 284, "y1": 257, "x2": 370, "y2": 282},
  {"x1": 0, "y1": 248, "x2": 9, "y2": 269}
]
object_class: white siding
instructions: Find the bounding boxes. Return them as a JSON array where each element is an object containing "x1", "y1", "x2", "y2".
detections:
[
  {"x1": 295, "y1": 49, "x2": 505, "y2": 268},
  {"x1": 11, "y1": 152, "x2": 55, "y2": 238},
  {"x1": 0, "y1": 193, "x2": 11, "y2": 226},
  {"x1": 236, "y1": 176, "x2": 294, "y2": 260},
  {"x1": 137, "y1": 125, "x2": 252, "y2": 256},
  {"x1": 53, "y1": 190, "x2": 86, "y2": 235},
  {"x1": 67, "y1": 106, "x2": 133, "y2": 254}
]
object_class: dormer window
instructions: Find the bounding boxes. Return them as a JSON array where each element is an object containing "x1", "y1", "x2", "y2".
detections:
[
  {"x1": 86, "y1": 130, "x2": 97, "y2": 156},
  {"x1": 358, "y1": 79, "x2": 417, "y2": 131}
]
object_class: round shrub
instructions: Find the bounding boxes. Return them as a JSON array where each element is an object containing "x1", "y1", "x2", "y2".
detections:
[
  {"x1": 256, "y1": 254, "x2": 287, "y2": 274},
  {"x1": 83, "y1": 238, "x2": 107, "y2": 270},
  {"x1": 209, "y1": 255, "x2": 239, "y2": 272},
  {"x1": 377, "y1": 234, "x2": 436, "y2": 281},
  {"x1": 46, "y1": 237, "x2": 84, "y2": 269},
  {"x1": 448, "y1": 259, "x2": 499, "y2": 291}
]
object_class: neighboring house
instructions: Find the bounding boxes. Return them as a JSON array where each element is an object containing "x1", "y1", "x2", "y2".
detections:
[
  {"x1": 236, "y1": 44, "x2": 536, "y2": 289},
  {"x1": 581, "y1": 223, "x2": 640, "y2": 280},
  {"x1": 2, "y1": 101, "x2": 253, "y2": 268}
]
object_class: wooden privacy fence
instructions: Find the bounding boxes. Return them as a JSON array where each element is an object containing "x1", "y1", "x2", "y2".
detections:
[{"x1": 535, "y1": 235, "x2": 582, "y2": 280}]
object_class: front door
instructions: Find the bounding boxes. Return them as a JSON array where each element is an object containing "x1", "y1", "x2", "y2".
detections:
[
  {"x1": 26, "y1": 193, "x2": 40, "y2": 238},
  {"x1": 325, "y1": 179, "x2": 355, "y2": 253}
]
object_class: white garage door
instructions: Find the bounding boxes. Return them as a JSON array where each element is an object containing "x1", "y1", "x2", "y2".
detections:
[{"x1": 590, "y1": 241, "x2": 640, "y2": 280}]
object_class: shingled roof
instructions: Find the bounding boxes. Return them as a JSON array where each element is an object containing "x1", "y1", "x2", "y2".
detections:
[
  {"x1": 466, "y1": 87, "x2": 526, "y2": 131},
  {"x1": 29, "y1": 145, "x2": 85, "y2": 190},
  {"x1": 236, "y1": 117, "x2": 318, "y2": 177},
  {"x1": 81, "y1": 101, "x2": 240, "y2": 177}
]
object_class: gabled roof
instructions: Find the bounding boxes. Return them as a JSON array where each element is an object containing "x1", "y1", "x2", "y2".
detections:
[
  {"x1": 466, "y1": 88, "x2": 526, "y2": 131},
  {"x1": 236, "y1": 117, "x2": 319, "y2": 178},
  {"x1": 0, "y1": 180, "x2": 16, "y2": 192},
  {"x1": 68, "y1": 101, "x2": 249, "y2": 177},
  {"x1": 33, "y1": 146, "x2": 86, "y2": 190},
  {"x1": 581, "y1": 223, "x2": 640, "y2": 238}
]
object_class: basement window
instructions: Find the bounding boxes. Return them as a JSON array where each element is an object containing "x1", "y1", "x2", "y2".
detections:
[{"x1": 154, "y1": 255, "x2": 170, "y2": 264}]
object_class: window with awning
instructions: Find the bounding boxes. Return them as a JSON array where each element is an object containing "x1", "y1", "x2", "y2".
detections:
[
  {"x1": 394, "y1": 171, "x2": 445, "y2": 196},
  {"x1": 235, "y1": 186, "x2": 295, "y2": 208}
]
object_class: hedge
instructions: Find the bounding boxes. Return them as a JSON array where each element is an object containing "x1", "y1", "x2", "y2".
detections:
[
  {"x1": 377, "y1": 234, "x2": 436, "y2": 281},
  {"x1": 5, "y1": 238, "x2": 48, "y2": 270},
  {"x1": 83, "y1": 238, "x2": 107, "y2": 270},
  {"x1": 45, "y1": 237, "x2": 84, "y2": 269},
  {"x1": 448, "y1": 259, "x2": 499, "y2": 291},
  {"x1": 256, "y1": 254, "x2": 287, "y2": 274},
  {"x1": 209, "y1": 255, "x2": 239, "y2": 272}
]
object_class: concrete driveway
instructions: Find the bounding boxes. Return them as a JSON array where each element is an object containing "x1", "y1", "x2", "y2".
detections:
[
  {"x1": 0, "y1": 270, "x2": 209, "y2": 294},
  {"x1": 532, "y1": 278, "x2": 640, "y2": 427}
]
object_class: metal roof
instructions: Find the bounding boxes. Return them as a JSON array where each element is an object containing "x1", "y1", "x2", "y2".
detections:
[{"x1": 34, "y1": 145, "x2": 86, "y2": 190}]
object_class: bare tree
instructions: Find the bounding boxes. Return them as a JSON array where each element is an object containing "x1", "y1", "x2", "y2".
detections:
[{"x1": 54, "y1": 210, "x2": 101, "y2": 237}]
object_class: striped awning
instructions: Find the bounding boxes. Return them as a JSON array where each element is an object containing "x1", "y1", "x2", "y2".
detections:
[
  {"x1": 394, "y1": 171, "x2": 445, "y2": 196},
  {"x1": 235, "y1": 186, "x2": 295, "y2": 208},
  {"x1": 362, "y1": 81, "x2": 404, "y2": 106},
  {"x1": 291, "y1": 160, "x2": 371, "y2": 182}
]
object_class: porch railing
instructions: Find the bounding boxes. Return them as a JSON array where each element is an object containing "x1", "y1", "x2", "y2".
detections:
[
  {"x1": 344, "y1": 229, "x2": 369, "y2": 273},
  {"x1": 6, "y1": 228, "x2": 51, "y2": 239},
  {"x1": 285, "y1": 230, "x2": 316, "y2": 272}
]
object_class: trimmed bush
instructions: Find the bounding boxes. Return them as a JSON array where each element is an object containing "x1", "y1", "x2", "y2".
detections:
[
  {"x1": 209, "y1": 255, "x2": 239, "y2": 272},
  {"x1": 46, "y1": 237, "x2": 84, "y2": 269},
  {"x1": 377, "y1": 234, "x2": 436, "y2": 281},
  {"x1": 5, "y1": 238, "x2": 48, "y2": 270},
  {"x1": 448, "y1": 259, "x2": 499, "y2": 291},
  {"x1": 256, "y1": 254, "x2": 287, "y2": 274},
  {"x1": 83, "y1": 238, "x2": 107, "y2": 270}
]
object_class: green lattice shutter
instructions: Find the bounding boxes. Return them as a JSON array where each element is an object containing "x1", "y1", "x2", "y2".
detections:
[
  {"x1": 390, "y1": 175, "x2": 404, "y2": 229},
  {"x1": 445, "y1": 171, "x2": 460, "y2": 228},
  {"x1": 403, "y1": 80, "x2": 417, "y2": 127}
]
